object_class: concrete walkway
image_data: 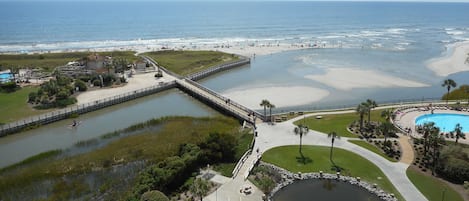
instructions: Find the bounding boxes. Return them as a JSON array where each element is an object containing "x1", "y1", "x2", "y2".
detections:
[{"x1": 207, "y1": 108, "x2": 429, "y2": 201}]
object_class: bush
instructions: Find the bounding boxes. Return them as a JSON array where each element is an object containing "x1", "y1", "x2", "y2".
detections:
[
  {"x1": 437, "y1": 157, "x2": 469, "y2": 183},
  {"x1": 92, "y1": 79, "x2": 102, "y2": 87},
  {"x1": 0, "y1": 81, "x2": 19, "y2": 93},
  {"x1": 140, "y1": 190, "x2": 169, "y2": 201},
  {"x1": 28, "y1": 92, "x2": 38, "y2": 103},
  {"x1": 74, "y1": 80, "x2": 87, "y2": 91}
]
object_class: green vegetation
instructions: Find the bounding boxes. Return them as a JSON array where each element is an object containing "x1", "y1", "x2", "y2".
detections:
[
  {"x1": 442, "y1": 85, "x2": 469, "y2": 102},
  {"x1": 0, "y1": 116, "x2": 248, "y2": 200},
  {"x1": 0, "y1": 150, "x2": 62, "y2": 174},
  {"x1": 407, "y1": 167, "x2": 464, "y2": 201},
  {"x1": 29, "y1": 75, "x2": 77, "y2": 109},
  {"x1": 213, "y1": 132, "x2": 253, "y2": 177},
  {"x1": 143, "y1": 50, "x2": 239, "y2": 76},
  {"x1": 348, "y1": 140, "x2": 397, "y2": 162},
  {"x1": 294, "y1": 109, "x2": 386, "y2": 138},
  {"x1": 0, "y1": 51, "x2": 139, "y2": 72},
  {"x1": 262, "y1": 145, "x2": 403, "y2": 201},
  {"x1": 0, "y1": 86, "x2": 50, "y2": 124}
]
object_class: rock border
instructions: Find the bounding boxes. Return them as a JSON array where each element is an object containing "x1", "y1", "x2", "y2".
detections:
[{"x1": 261, "y1": 162, "x2": 398, "y2": 201}]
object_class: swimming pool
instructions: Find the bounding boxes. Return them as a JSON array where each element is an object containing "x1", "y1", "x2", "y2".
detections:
[
  {"x1": 415, "y1": 113, "x2": 469, "y2": 133},
  {"x1": 0, "y1": 73, "x2": 13, "y2": 83}
]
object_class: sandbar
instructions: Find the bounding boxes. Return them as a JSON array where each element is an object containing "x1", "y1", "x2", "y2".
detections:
[
  {"x1": 427, "y1": 41, "x2": 469, "y2": 77},
  {"x1": 305, "y1": 68, "x2": 429, "y2": 91},
  {"x1": 221, "y1": 86, "x2": 330, "y2": 110}
]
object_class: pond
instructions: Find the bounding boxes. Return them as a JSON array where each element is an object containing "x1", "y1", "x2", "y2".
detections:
[{"x1": 273, "y1": 179, "x2": 381, "y2": 201}]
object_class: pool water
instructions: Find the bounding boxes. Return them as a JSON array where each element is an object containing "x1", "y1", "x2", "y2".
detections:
[
  {"x1": 0, "y1": 73, "x2": 13, "y2": 82},
  {"x1": 415, "y1": 113, "x2": 469, "y2": 133}
]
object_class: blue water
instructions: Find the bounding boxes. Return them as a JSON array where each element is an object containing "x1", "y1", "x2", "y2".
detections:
[
  {"x1": 415, "y1": 113, "x2": 469, "y2": 133},
  {"x1": 1, "y1": 1, "x2": 469, "y2": 109},
  {"x1": 0, "y1": 73, "x2": 13, "y2": 83},
  {"x1": 0, "y1": 1, "x2": 468, "y2": 52}
]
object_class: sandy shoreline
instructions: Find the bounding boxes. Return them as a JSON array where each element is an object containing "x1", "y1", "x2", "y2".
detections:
[
  {"x1": 427, "y1": 41, "x2": 469, "y2": 77},
  {"x1": 305, "y1": 68, "x2": 429, "y2": 90}
]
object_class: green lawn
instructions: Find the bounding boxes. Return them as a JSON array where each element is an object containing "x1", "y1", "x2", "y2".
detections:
[
  {"x1": 294, "y1": 109, "x2": 386, "y2": 138},
  {"x1": 0, "y1": 51, "x2": 139, "y2": 72},
  {"x1": 348, "y1": 140, "x2": 398, "y2": 162},
  {"x1": 0, "y1": 86, "x2": 50, "y2": 124},
  {"x1": 143, "y1": 50, "x2": 239, "y2": 76},
  {"x1": 406, "y1": 167, "x2": 464, "y2": 201},
  {"x1": 262, "y1": 145, "x2": 404, "y2": 201}
]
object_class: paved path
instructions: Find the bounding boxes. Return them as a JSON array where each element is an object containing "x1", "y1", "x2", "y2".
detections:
[{"x1": 208, "y1": 108, "x2": 430, "y2": 201}]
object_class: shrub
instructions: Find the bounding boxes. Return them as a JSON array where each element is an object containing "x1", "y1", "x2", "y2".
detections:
[
  {"x1": 140, "y1": 190, "x2": 169, "y2": 201},
  {"x1": 74, "y1": 80, "x2": 87, "y2": 91},
  {"x1": 28, "y1": 92, "x2": 38, "y2": 103}
]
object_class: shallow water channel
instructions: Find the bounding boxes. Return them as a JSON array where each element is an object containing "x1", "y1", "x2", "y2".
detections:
[{"x1": 0, "y1": 89, "x2": 218, "y2": 168}]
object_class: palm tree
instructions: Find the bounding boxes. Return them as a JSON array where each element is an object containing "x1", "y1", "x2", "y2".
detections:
[
  {"x1": 429, "y1": 130, "x2": 445, "y2": 175},
  {"x1": 268, "y1": 103, "x2": 275, "y2": 123},
  {"x1": 189, "y1": 178, "x2": 210, "y2": 201},
  {"x1": 365, "y1": 99, "x2": 378, "y2": 124},
  {"x1": 454, "y1": 123, "x2": 464, "y2": 144},
  {"x1": 442, "y1": 79, "x2": 457, "y2": 104},
  {"x1": 465, "y1": 86, "x2": 469, "y2": 107},
  {"x1": 379, "y1": 121, "x2": 396, "y2": 143},
  {"x1": 380, "y1": 109, "x2": 395, "y2": 121},
  {"x1": 327, "y1": 131, "x2": 340, "y2": 168},
  {"x1": 356, "y1": 103, "x2": 369, "y2": 131},
  {"x1": 422, "y1": 122, "x2": 439, "y2": 157},
  {"x1": 260, "y1": 99, "x2": 270, "y2": 120},
  {"x1": 294, "y1": 124, "x2": 309, "y2": 156}
]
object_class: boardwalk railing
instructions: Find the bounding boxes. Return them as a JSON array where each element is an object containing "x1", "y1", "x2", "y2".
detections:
[
  {"x1": 186, "y1": 56, "x2": 251, "y2": 81},
  {"x1": 0, "y1": 81, "x2": 176, "y2": 137},
  {"x1": 179, "y1": 78, "x2": 265, "y2": 122}
]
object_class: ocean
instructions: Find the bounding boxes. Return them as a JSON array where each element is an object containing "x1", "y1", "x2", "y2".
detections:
[
  {"x1": 1, "y1": 1, "x2": 468, "y2": 52},
  {"x1": 1, "y1": 1, "x2": 469, "y2": 109}
]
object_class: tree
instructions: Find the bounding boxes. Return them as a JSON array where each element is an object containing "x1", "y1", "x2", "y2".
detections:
[
  {"x1": 429, "y1": 130, "x2": 445, "y2": 175},
  {"x1": 422, "y1": 122, "x2": 440, "y2": 157},
  {"x1": 189, "y1": 178, "x2": 210, "y2": 201},
  {"x1": 74, "y1": 80, "x2": 87, "y2": 91},
  {"x1": 466, "y1": 86, "x2": 469, "y2": 106},
  {"x1": 293, "y1": 124, "x2": 309, "y2": 157},
  {"x1": 267, "y1": 103, "x2": 275, "y2": 123},
  {"x1": 365, "y1": 99, "x2": 378, "y2": 124},
  {"x1": 140, "y1": 190, "x2": 169, "y2": 201},
  {"x1": 260, "y1": 99, "x2": 270, "y2": 120},
  {"x1": 356, "y1": 103, "x2": 369, "y2": 131},
  {"x1": 327, "y1": 131, "x2": 340, "y2": 169},
  {"x1": 454, "y1": 123, "x2": 464, "y2": 144},
  {"x1": 442, "y1": 79, "x2": 457, "y2": 104},
  {"x1": 380, "y1": 109, "x2": 395, "y2": 121},
  {"x1": 28, "y1": 91, "x2": 37, "y2": 103},
  {"x1": 379, "y1": 121, "x2": 396, "y2": 143}
]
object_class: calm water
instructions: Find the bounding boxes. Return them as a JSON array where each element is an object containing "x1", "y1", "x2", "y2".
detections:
[
  {"x1": 0, "y1": 89, "x2": 218, "y2": 168},
  {"x1": 273, "y1": 179, "x2": 381, "y2": 201},
  {"x1": 415, "y1": 113, "x2": 469, "y2": 132},
  {"x1": 1, "y1": 1, "x2": 469, "y2": 166}
]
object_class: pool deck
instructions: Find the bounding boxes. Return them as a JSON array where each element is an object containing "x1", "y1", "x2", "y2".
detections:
[{"x1": 395, "y1": 108, "x2": 469, "y2": 144}]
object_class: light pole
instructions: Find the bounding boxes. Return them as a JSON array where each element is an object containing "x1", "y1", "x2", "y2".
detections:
[{"x1": 441, "y1": 188, "x2": 446, "y2": 201}]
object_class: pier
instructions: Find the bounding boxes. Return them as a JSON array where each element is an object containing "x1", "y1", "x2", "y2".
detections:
[{"x1": 0, "y1": 54, "x2": 263, "y2": 136}]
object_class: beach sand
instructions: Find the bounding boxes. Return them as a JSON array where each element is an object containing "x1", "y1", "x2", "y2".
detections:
[
  {"x1": 222, "y1": 86, "x2": 330, "y2": 110},
  {"x1": 76, "y1": 71, "x2": 176, "y2": 104},
  {"x1": 305, "y1": 68, "x2": 429, "y2": 90},
  {"x1": 427, "y1": 41, "x2": 469, "y2": 77}
]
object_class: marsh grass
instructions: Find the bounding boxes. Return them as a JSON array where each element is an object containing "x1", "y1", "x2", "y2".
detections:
[{"x1": 0, "y1": 116, "x2": 241, "y2": 200}]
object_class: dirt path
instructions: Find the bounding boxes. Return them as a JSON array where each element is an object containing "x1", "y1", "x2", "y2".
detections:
[{"x1": 398, "y1": 134, "x2": 415, "y2": 165}]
